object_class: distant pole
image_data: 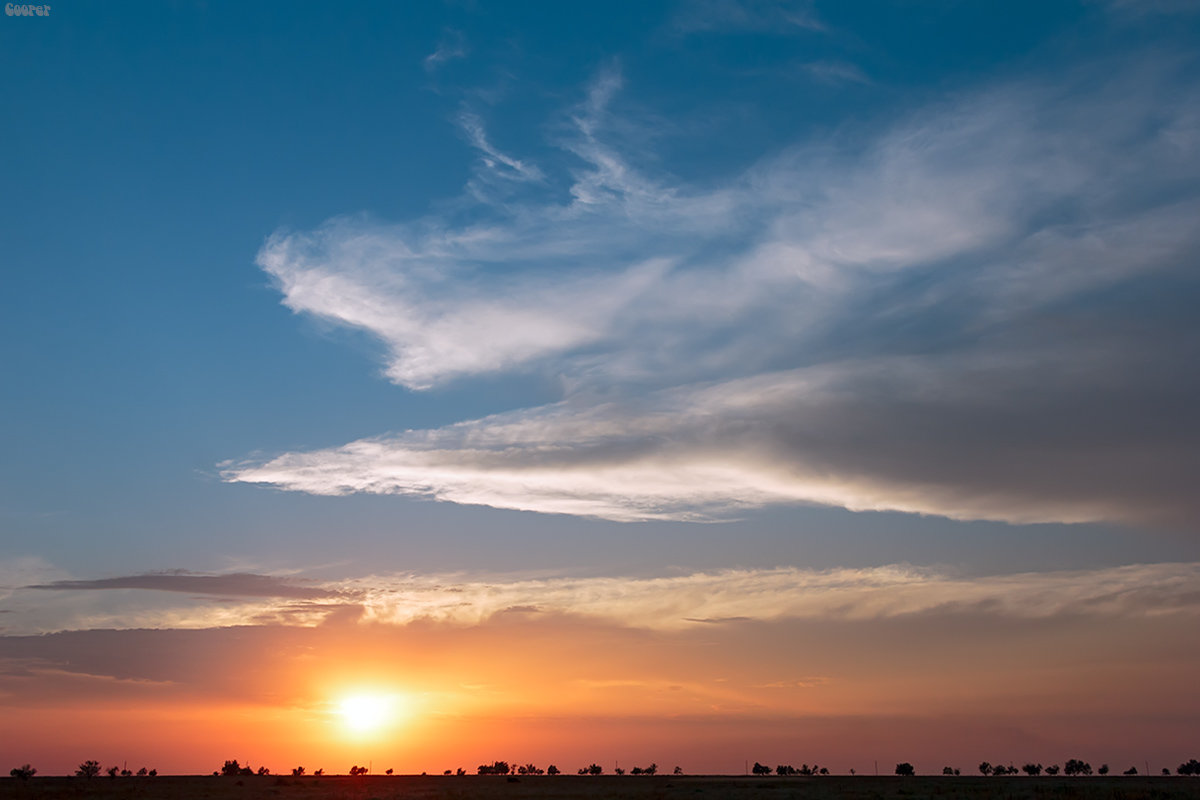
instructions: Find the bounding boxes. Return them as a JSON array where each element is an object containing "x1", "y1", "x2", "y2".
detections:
[{"x1": 1145, "y1": 760, "x2": 1149, "y2": 776}]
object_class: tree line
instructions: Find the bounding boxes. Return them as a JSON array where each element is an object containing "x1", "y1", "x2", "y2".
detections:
[{"x1": 8, "y1": 757, "x2": 1200, "y2": 779}]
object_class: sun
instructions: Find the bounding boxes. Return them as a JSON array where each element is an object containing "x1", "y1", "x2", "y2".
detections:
[{"x1": 337, "y1": 693, "x2": 398, "y2": 734}]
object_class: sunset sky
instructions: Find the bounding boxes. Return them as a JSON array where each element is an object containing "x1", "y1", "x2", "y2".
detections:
[{"x1": 3, "y1": 0, "x2": 1200, "y2": 777}]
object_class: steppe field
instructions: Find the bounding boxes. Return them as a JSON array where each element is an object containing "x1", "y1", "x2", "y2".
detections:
[{"x1": 2, "y1": 775, "x2": 1197, "y2": 800}]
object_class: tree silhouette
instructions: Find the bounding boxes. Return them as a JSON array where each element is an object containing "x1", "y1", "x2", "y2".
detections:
[
  {"x1": 257, "y1": 766, "x2": 270, "y2": 776},
  {"x1": 291, "y1": 767, "x2": 305, "y2": 777},
  {"x1": 978, "y1": 761, "x2": 992, "y2": 776},
  {"x1": 1064, "y1": 759, "x2": 1092, "y2": 776},
  {"x1": 1098, "y1": 764, "x2": 1109, "y2": 776},
  {"x1": 221, "y1": 760, "x2": 242, "y2": 777},
  {"x1": 895, "y1": 763, "x2": 915, "y2": 776},
  {"x1": 9, "y1": 764, "x2": 36, "y2": 780},
  {"x1": 106, "y1": 766, "x2": 119, "y2": 778},
  {"x1": 547, "y1": 765, "x2": 560, "y2": 775},
  {"x1": 313, "y1": 768, "x2": 324, "y2": 776},
  {"x1": 76, "y1": 761, "x2": 101, "y2": 779},
  {"x1": 386, "y1": 768, "x2": 394, "y2": 775},
  {"x1": 1124, "y1": 766, "x2": 1138, "y2": 775},
  {"x1": 349, "y1": 765, "x2": 368, "y2": 776},
  {"x1": 1045, "y1": 764, "x2": 1060, "y2": 775},
  {"x1": 1022, "y1": 763, "x2": 1042, "y2": 776}
]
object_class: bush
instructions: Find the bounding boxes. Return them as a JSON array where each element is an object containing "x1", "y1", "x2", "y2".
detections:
[
  {"x1": 895, "y1": 763, "x2": 915, "y2": 776},
  {"x1": 9, "y1": 764, "x2": 36, "y2": 780}
]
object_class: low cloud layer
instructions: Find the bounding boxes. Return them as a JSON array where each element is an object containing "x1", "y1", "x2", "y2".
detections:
[
  {"x1": 231, "y1": 54, "x2": 1200, "y2": 528},
  {"x1": 8, "y1": 561, "x2": 1200, "y2": 635}
]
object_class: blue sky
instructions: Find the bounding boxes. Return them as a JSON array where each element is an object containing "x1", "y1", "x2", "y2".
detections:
[{"x1": 0, "y1": 0, "x2": 1199, "y2": 678}]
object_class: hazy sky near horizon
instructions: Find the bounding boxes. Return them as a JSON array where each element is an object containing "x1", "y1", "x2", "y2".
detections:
[{"x1": 3, "y1": 0, "x2": 1200, "y2": 775}]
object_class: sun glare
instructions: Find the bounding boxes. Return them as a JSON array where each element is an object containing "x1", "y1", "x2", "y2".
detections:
[{"x1": 337, "y1": 693, "x2": 398, "y2": 735}]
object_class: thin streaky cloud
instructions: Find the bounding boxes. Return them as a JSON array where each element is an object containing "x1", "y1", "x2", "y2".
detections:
[
  {"x1": 27, "y1": 571, "x2": 349, "y2": 601},
  {"x1": 423, "y1": 29, "x2": 468, "y2": 72},
  {"x1": 456, "y1": 108, "x2": 544, "y2": 182},
  {"x1": 6, "y1": 562, "x2": 1200, "y2": 636}
]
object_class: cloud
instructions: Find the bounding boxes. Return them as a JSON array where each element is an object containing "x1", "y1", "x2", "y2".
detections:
[
  {"x1": 239, "y1": 55, "x2": 1200, "y2": 528},
  {"x1": 27, "y1": 571, "x2": 347, "y2": 601},
  {"x1": 6, "y1": 562, "x2": 1200, "y2": 636},
  {"x1": 423, "y1": 29, "x2": 467, "y2": 72},
  {"x1": 456, "y1": 108, "x2": 544, "y2": 183}
]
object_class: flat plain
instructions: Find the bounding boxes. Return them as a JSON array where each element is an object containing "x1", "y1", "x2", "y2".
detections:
[{"x1": 2, "y1": 775, "x2": 1197, "y2": 800}]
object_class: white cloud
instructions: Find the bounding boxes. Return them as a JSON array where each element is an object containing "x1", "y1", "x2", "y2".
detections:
[
  {"x1": 423, "y1": 29, "x2": 467, "y2": 72},
  {"x1": 456, "y1": 109, "x2": 544, "y2": 183},
  {"x1": 242, "y1": 57, "x2": 1200, "y2": 527}
]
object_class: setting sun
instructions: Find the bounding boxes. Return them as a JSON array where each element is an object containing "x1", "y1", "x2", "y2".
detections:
[{"x1": 337, "y1": 693, "x2": 399, "y2": 735}]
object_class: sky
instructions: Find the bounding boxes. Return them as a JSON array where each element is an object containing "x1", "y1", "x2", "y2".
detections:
[{"x1": 2, "y1": 0, "x2": 1200, "y2": 778}]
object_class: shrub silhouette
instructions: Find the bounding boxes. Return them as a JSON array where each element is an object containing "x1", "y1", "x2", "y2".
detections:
[
  {"x1": 978, "y1": 761, "x2": 992, "y2": 776},
  {"x1": 106, "y1": 766, "x2": 119, "y2": 778},
  {"x1": 1098, "y1": 764, "x2": 1109, "y2": 776},
  {"x1": 547, "y1": 765, "x2": 560, "y2": 775},
  {"x1": 895, "y1": 763, "x2": 915, "y2": 776},
  {"x1": 291, "y1": 767, "x2": 305, "y2": 777},
  {"x1": 1045, "y1": 764, "x2": 1060, "y2": 775},
  {"x1": 1064, "y1": 759, "x2": 1092, "y2": 776},
  {"x1": 1179, "y1": 759, "x2": 1200, "y2": 775},
  {"x1": 1124, "y1": 766, "x2": 1138, "y2": 775},
  {"x1": 752, "y1": 762, "x2": 771, "y2": 775},
  {"x1": 9, "y1": 764, "x2": 36, "y2": 780},
  {"x1": 76, "y1": 761, "x2": 101, "y2": 779}
]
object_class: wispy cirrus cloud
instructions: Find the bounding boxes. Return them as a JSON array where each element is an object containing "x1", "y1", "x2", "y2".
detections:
[
  {"x1": 233, "y1": 53, "x2": 1200, "y2": 528},
  {"x1": 423, "y1": 29, "x2": 468, "y2": 72}
]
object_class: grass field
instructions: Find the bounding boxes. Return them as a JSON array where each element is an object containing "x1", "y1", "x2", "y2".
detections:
[{"x1": 2, "y1": 775, "x2": 1197, "y2": 800}]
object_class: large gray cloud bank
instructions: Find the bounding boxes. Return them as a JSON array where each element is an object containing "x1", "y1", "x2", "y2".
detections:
[{"x1": 227, "y1": 59, "x2": 1200, "y2": 528}]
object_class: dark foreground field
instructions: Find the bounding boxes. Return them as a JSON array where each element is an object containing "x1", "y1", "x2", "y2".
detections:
[{"x1": 2, "y1": 775, "x2": 1197, "y2": 800}]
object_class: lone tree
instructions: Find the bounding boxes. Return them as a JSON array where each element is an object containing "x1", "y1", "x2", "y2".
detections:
[
  {"x1": 76, "y1": 761, "x2": 102, "y2": 779},
  {"x1": 547, "y1": 765, "x2": 560, "y2": 775},
  {"x1": 752, "y1": 762, "x2": 771, "y2": 775},
  {"x1": 1098, "y1": 764, "x2": 1109, "y2": 776},
  {"x1": 1022, "y1": 763, "x2": 1043, "y2": 776},
  {"x1": 221, "y1": 760, "x2": 242, "y2": 777},
  {"x1": 979, "y1": 762, "x2": 992, "y2": 776},
  {"x1": 10, "y1": 764, "x2": 36, "y2": 780},
  {"x1": 291, "y1": 767, "x2": 305, "y2": 777},
  {"x1": 895, "y1": 763, "x2": 915, "y2": 776},
  {"x1": 1064, "y1": 759, "x2": 1092, "y2": 776}
]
